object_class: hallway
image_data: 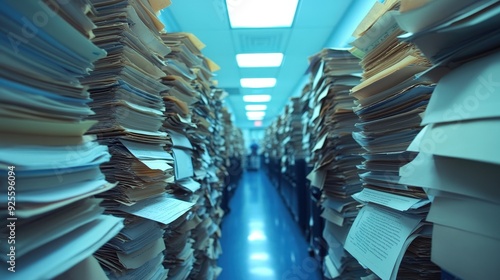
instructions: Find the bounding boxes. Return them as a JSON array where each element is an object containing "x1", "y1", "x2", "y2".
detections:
[{"x1": 218, "y1": 170, "x2": 322, "y2": 280}]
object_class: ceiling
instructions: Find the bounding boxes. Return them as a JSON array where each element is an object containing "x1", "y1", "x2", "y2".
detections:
[{"x1": 158, "y1": 0, "x2": 374, "y2": 129}]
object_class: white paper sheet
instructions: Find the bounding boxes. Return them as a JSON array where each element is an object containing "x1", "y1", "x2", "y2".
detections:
[
  {"x1": 345, "y1": 204, "x2": 422, "y2": 280},
  {"x1": 427, "y1": 196, "x2": 500, "y2": 240},
  {"x1": 117, "y1": 238, "x2": 165, "y2": 269},
  {"x1": 414, "y1": 119, "x2": 500, "y2": 165},
  {"x1": 172, "y1": 148, "x2": 194, "y2": 180},
  {"x1": 0, "y1": 215, "x2": 123, "y2": 280},
  {"x1": 399, "y1": 152, "x2": 500, "y2": 203},
  {"x1": 120, "y1": 139, "x2": 173, "y2": 161},
  {"x1": 177, "y1": 177, "x2": 201, "y2": 192},
  {"x1": 117, "y1": 194, "x2": 194, "y2": 225},
  {"x1": 54, "y1": 256, "x2": 109, "y2": 280},
  {"x1": 432, "y1": 223, "x2": 500, "y2": 280},
  {"x1": 421, "y1": 50, "x2": 500, "y2": 125},
  {"x1": 168, "y1": 130, "x2": 193, "y2": 149},
  {"x1": 352, "y1": 188, "x2": 428, "y2": 211}
]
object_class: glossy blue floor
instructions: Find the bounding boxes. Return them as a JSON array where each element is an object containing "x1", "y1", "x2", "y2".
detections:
[{"x1": 218, "y1": 170, "x2": 322, "y2": 280}]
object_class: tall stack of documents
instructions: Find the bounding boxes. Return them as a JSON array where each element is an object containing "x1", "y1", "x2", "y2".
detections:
[
  {"x1": 299, "y1": 83, "x2": 314, "y2": 164},
  {"x1": 83, "y1": 1, "x2": 196, "y2": 279},
  {"x1": 160, "y1": 31, "x2": 225, "y2": 280},
  {"x1": 265, "y1": 116, "x2": 287, "y2": 167},
  {"x1": 281, "y1": 103, "x2": 292, "y2": 174},
  {"x1": 222, "y1": 108, "x2": 245, "y2": 173},
  {"x1": 344, "y1": 1, "x2": 441, "y2": 279},
  {"x1": 0, "y1": 1, "x2": 124, "y2": 279},
  {"x1": 220, "y1": 106, "x2": 245, "y2": 202},
  {"x1": 84, "y1": 0, "x2": 173, "y2": 205},
  {"x1": 304, "y1": 48, "x2": 366, "y2": 279},
  {"x1": 281, "y1": 98, "x2": 305, "y2": 173},
  {"x1": 274, "y1": 113, "x2": 287, "y2": 173},
  {"x1": 161, "y1": 128, "x2": 197, "y2": 280},
  {"x1": 264, "y1": 119, "x2": 280, "y2": 166},
  {"x1": 187, "y1": 90, "x2": 225, "y2": 280},
  {"x1": 396, "y1": 1, "x2": 500, "y2": 279},
  {"x1": 206, "y1": 92, "x2": 246, "y2": 279},
  {"x1": 160, "y1": 32, "x2": 217, "y2": 180},
  {"x1": 289, "y1": 97, "x2": 306, "y2": 159}
]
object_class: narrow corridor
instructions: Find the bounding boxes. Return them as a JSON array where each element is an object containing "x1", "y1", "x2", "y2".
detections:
[{"x1": 218, "y1": 170, "x2": 322, "y2": 280}]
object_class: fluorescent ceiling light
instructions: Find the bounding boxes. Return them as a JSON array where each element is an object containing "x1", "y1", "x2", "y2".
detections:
[
  {"x1": 248, "y1": 116, "x2": 264, "y2": 121},
  {"x1": 245, "y1": 104, "x2": 267, "y2": 111},
  {"x1": 227, "y1": 0, "x2": 299, "y2": 28},
  {"x1": 240, "y1": 78, "x2": 276, "y2": 88},
  {"x1": 246, "y1": 111, "x2": 266, "y2": 118},
  {"x1": 236, "y1": 53, "x2": 284, "y2": 67},
  {"x1": 243, "y1": 95, "x2": 271, "y2": 102}
]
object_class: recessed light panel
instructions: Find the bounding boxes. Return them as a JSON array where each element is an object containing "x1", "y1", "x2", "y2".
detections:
[
  {"x1": 248, "y1": 116, "x2": 264, "y2": 121},
  {"x1": 240, "y1": 78, "x2": 276, "y2": 88},
  {"x1": 246, "y1": 111, "x2": 266, "y2": 118},
  {"x1": 245, "y1": 104, "x2": 267, "y2": 111},
  {"x1": 236, "y1": 53, "x2": 284, "y2": 67},
  {"x1": 243, "y1": 95, "x2": 272, "y2": 102},
  {"x1": 227, "y1": 0, "x2": 299, "y2": 28}
]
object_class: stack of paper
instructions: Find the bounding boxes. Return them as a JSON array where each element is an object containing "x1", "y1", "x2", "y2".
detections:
[
  {"x1": 83, "y1": 0, "x2": 174, "y2": 206},
  {"x1": 263, "y1": 118, "x2": 281, "y2": 166},
  {"x1": 263, "y1": 114, "x2": 287, "y2": 184},
  {"x1": 281, "y1": 98, "x2": 305, "y2": 174},
  {"x1": 160, "y1": 34, "x2": 198, "y2": 133},
  {"x1": 344, "y1": 1, "x2": 441, "y2": 279},
  {"x1": 157, "y1": 128, "x2": 197, "y2": 279},
  {"x1": 0, "y1": 1, "x2": 124, "y2": 279},
  {"x1": 271, "y1": 96, "x2": 309, "y2": 225},
  {"x1": 177, "y1": 89, "x2": 226, "y2": 280},
  {"x1": 397, "y1": 5, "x2": 500, "y2": 276},
  {"x1": 395, "y1": 0, "x2": 500, "y2": 70},
  {"x1": 222, "y1": 107, "x2": 246, "y2": 171},
  {"x1": 96, "y1": 215, "x2": 169, "y2": 279},
  {"x1": 220, "y1": 107, "x2": 245, "y2": 215},
  {"x1": 99, "y1": 193, "x2": 194, "y2": 280},
  {"x1": 187, "y1": 81, "x2": 227, "y2": 280},
  {"x1": 162, "y1": 213, "x2": 199, "y2": 280},
  {"x1": 159, "y1": 31, "x2": 227, "y2": 280},
  {"x1": 161, "y1": 32, "x2": 216, "y2": 176},
  {"x1": 304, "y1": 48, "x2": 367, "y2": 279},
  {"x1": 82, "y1": 1, "x2": 197, "y2": 279},
  {"x1": 299, "y1": 83, "x2": 314, "y2": 163}
]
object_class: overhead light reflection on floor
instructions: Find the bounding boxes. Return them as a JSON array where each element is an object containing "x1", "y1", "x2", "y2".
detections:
[
  {"x1": 247, "y1": 229, "x2": 267, "y2": 241},
  {"x1": 249, "y1": 266, "x2": 275, "y2": 277},
  {"x1": 248, "y1": 221, "x2": 264, "y2": 228},
  {"x1": 249, "y1": 252, "x2": 270, "y2": 261}
]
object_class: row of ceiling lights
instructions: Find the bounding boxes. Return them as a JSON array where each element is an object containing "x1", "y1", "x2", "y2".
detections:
[{"x1": 226, "y1": 0, "x2": 299, "y2": 123}]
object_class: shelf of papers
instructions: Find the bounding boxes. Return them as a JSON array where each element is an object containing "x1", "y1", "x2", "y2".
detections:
[
  {"x1": 341, "y1": 0, "x2": 442, "y2": 279},
  {"x1": 263, "y1": 96, "x2": 311, "y2": 236},
  {"x1": 304, "y1": 47, "x2": 368, "y2": 279},
  {"x1": 307, "y1": 0, "x2": 500, "y2": 278},
  {"x1": 0, "y1": 1, "x2": 126, "y2": 279},
  {"x1": 299, "y1": 81, "x2": 324, "y2": 260},
  {"x1": 0, "y1": 1, "x2": 242, "y2": 279},
  {"x1": 220, "y1": 108, "x2": 245, "y2": 214},
  {"x1": 396, "y1": 0, "x2": 500, "y2": 279},
  {"x1": 264, "y1": 0, "x2": 500, "y2": 279},
  {"x1": 263, "y1": 122, "x2": 282, "y2": 190}
]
